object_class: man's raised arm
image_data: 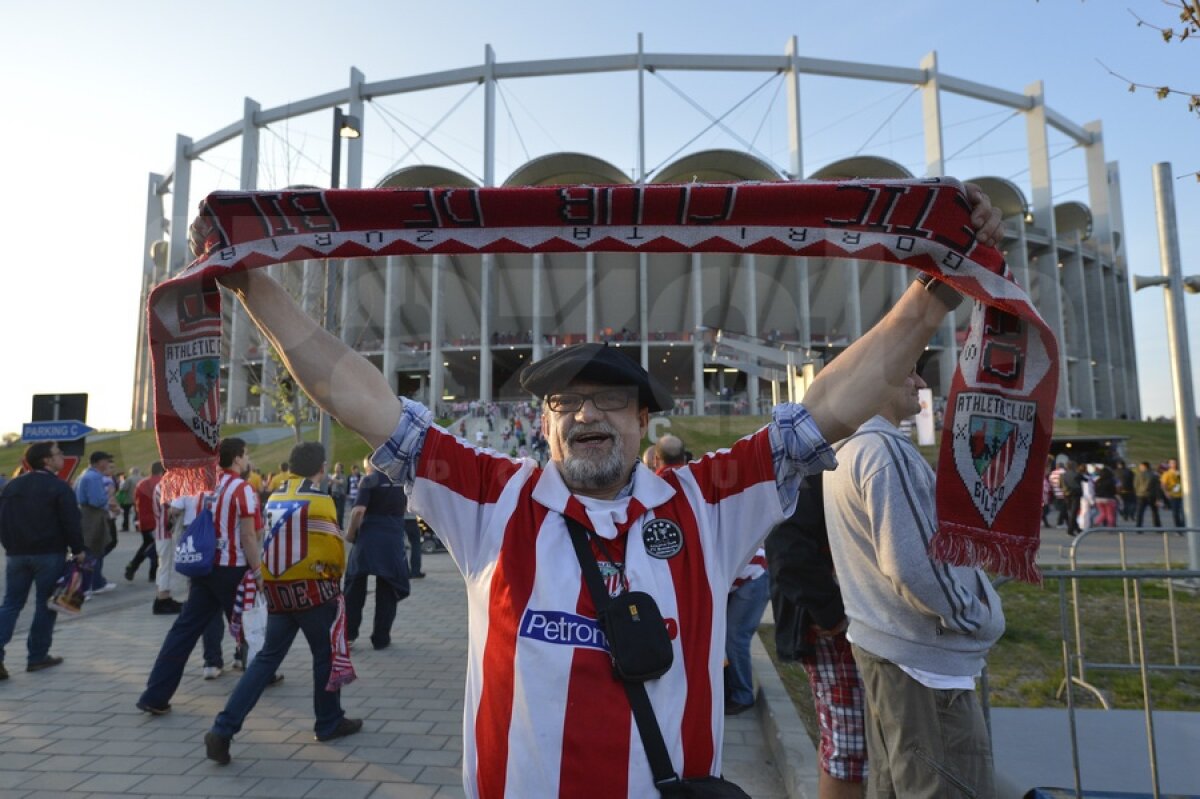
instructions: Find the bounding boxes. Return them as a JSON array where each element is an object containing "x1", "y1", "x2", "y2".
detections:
[
  {"x1": 802, "y1": 282, "x2": 952, "y2": 444},
  {"x1": 217, "y1": 270, "x2": 402, "y2": 449}
]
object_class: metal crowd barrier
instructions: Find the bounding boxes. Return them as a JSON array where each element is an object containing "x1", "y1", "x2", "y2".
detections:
[
  {"x1": 1063, "y1": 526, "x2": 1200, "y2": 706},
  {"x1": 1041, "y1": 524, "x2": 1200, "y2": 799}
]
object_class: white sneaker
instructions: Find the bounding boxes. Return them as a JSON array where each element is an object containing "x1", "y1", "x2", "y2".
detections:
[
  {"x1": 91, "y1": 583, "x2": 117, "y2": 595},
  {"x1": 202, "y1": 666, "x2": 223, "y2": 680}
]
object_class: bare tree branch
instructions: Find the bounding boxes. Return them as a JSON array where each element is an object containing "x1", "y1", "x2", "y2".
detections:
[{"x1": 1096, "y1": 59, "x2": 1200, "y2": 112}]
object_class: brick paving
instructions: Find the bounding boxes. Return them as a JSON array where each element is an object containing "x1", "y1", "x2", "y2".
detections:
[{"x1": 0, "y1": 533, "x2": 801, "y2": 798}]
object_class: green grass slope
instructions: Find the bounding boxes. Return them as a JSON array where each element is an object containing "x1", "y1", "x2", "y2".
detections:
[{"x1": 1, "y1": 416, "x2": 1189, "y2": 480}]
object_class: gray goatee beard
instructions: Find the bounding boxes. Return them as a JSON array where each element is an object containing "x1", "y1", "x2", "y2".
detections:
[{"x1": 560, "y1": 422, "x2": 626, "y2": 490}]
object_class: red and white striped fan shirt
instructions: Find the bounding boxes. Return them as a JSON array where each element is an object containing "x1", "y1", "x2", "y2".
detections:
[
  {"x1": 373, "y1": 398, "x2": 833, "y2": 799},
  {"x1": 134, "y1": 474, "x2": 163, "y2": 537},
  {"x1": 212, "y1": 469, "x2": 261, "y2": 567},
  {"x1": 731, "y1": 548, "x2": 768, "y2": 591}
]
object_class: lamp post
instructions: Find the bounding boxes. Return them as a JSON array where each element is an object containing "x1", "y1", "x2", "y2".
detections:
[
  {"x1": 319, "y1": 107, "x2": 361, "y2": 453},
  {"x1": 1135, "y1": 162, "x2": 1200, "y2": 575}
]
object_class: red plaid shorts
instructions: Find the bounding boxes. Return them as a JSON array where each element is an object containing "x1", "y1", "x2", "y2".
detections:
[{"x1": 801, "y1": 629, "x2": 867, "y2": 782}]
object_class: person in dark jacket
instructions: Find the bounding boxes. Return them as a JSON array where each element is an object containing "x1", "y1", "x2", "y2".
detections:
[
  {"x1": 1112, "y1": 461, "x2": 1136, "y2": 522},
  {"x1": 765, "y1": 474, "x2": 866, "y2": 798},
  {"x1": 343, "y1": 458, "x2": 410, "y2": 650},
  {"x1": 1134, "y1": 461, "x2": 1163, "y2": 528},
  {"x1": 1060, "y1": 460, "x2": 1083, "y2": 536},
  {"x1": 1092, "y1": 464, "x2": 1118, "y2": 528},
  {"x1": 0, "y1": 442, "x2": 86, "y2": 679}
]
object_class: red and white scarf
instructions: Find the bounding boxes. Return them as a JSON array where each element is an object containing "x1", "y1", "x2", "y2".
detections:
[
  {"x1": 229, "y1": 571, "x2": 355, "y2": 690},
  {"x1": 148, "y1": 179, "x2": 1058, "y2": 581}
]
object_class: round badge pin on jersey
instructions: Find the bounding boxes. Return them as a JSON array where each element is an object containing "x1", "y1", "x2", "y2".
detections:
[{"x1": 642, "y1": 518, "x2": 684, "y2": 559}]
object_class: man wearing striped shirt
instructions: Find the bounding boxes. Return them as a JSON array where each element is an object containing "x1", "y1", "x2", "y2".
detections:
[
  {"x1": 206, "y1": 190, "x2": 1003, "y2": 798},
  {"x1": 137, "y1": 437, "x2": 264, "y2": 716}
]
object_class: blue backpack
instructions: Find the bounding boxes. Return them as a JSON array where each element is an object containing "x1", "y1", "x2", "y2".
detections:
[{"x1": 175, "y1": 495, "x2": 216, "y2": 577}]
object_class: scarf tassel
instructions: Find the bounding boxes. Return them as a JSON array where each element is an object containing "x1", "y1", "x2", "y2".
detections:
[
  {"x1": 931, "y1": 524, "x2": 1042, "y2": 585},
  {"x1": 160, "y1": 462, "x2": 218, "y2": 504}
]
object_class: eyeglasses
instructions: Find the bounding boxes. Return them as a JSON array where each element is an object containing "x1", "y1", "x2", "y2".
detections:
[{"x1": 546, "y1": 389, "x2": 635, "y2": 413}]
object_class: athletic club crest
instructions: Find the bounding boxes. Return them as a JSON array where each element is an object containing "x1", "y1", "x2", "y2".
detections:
[
  {"x1": 951, "y1": 392, "x2": 1036, "y2": 526},
  {"x1": 165, "y1": 337, "x2": 222, "y2": 449}
]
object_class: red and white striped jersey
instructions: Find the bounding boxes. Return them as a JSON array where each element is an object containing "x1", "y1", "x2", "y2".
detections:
[
  {"x1": 377, "y1": 402, "x2": 831, "y2": 799},
  {"x1": 731, "y1": 548, "x2": 768, "y2": 591},
  {"x1": 134, "y1": 474, "x2": 163, "y2": 536},
  {"x1": 150, "y1": 481, "x2": 171, "y2": 542},
  {"x1": 212, "y1": 469, "x2": 261, "y2": 567}
]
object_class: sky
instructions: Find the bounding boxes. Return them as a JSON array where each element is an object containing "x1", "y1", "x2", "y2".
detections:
[{"x1": 2, "y1": 0, "x2": 1198, "y2": 437}]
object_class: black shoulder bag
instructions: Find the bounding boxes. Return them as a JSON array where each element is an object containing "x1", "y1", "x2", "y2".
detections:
[{"x1": 564, "y1": 517, "x2": 751, "y2": 799}]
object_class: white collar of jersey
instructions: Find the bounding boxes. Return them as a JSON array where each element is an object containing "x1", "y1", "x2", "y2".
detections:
[{"x1": 532, "y1": 460, "x2": 676, "y2": 540}]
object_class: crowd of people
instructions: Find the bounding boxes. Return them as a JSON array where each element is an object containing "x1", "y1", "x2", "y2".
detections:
[
  {"x1": 0, "y1": 439, "x2": 428, "y2": 728},
  {"x1": 1044, "y1": 456, "x2": 1187, "y2": 535}
]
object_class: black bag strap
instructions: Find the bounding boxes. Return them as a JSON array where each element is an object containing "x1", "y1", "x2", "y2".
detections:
[{"x1": 564, "y1": 515, "x2": 681, "y2": 790}]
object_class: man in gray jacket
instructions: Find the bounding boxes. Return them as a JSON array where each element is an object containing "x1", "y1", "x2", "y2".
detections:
[{"x1": 824, "y1": 365, "x2": 1005, "y2": 798}]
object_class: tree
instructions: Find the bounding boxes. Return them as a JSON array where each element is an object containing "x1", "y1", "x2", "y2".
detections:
[
  {"x1": 1098, "y1": 3, "x2": 1200, "y2": 122},
  {"x1": 2, "y1": 432, "x2": 19, "y2": 448},
  {"x1": 249, "y1": 345, "x2": 311, "y2": 443}
]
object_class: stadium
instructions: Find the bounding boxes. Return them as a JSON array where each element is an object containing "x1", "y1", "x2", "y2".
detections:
[{"x1": 131, "y1": 39, "x2": 1138, "y2": 427}]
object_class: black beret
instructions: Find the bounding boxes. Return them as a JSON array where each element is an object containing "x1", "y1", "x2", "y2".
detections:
[{"x1": 519, "y1": 343, "x2": 674, "y2": 413}]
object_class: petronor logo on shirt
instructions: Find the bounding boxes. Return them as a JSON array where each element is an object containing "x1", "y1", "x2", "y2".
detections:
[
  {"x1": 520, "y1": 609, "x2": 609, "y2": 651},
  {"x1": 519, "y1": 607, "x2": 680, "y2": 651}
]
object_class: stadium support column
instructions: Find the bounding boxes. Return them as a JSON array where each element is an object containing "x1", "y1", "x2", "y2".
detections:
[
  {"x1": 692, "y1": 253, "x2": 705, "y2": 415},
  {"x1": 1009, "y1": 222, "x2": 1033, "y2": 296},
  {"x1": 133, "y1": 173, "x2": 167, "y2": 429},
  {"x1": 1064, "y1": 233, "x2": 1096, "y2": 417},
  {"x1": 1087, "y1": 235, "x2": 1115, "y2": 418},
  {"x1": 639, "y1": 254, "x2": 649, "y2": 371},
  {"x1": 744, "y1": 254, "x2": 760, "y2": 412},
  {"x1": 1024, "y1": 81, "x2": 1069, "y2": 416},
  {"x1": 301, "y1": 261, "x2": 320, "y2": 317},
  {"x1": 785, "y1": 36, "x2": 803, "y2": 180},
  {"x1": 786, "y1": 38, "x2": 810, "y2": 377},
  {"x1": 383, "y1": 256, "x2": 399, "y2": 396},
  {"x1": 429, "y1": 255, "x2": 445, "y2": 413},
  {"x1": 339, "y1": 69, "x2": 366, "y2": 365},
  {"x1": 227, "y1": 98, "x2": 259, "y2": 424},
  {"x1": 921, "y1": 51, "x2": 957, "y2": 398},
  {"x1": 1084, "y1": 121, "x2": 1118, "y2": 417},
  {"x1": 164, "y1": 133, "x2": 192, "y2": 413},
  {"x1": 532, "y1": 253, "x2": 545, "y2": 363},
  {"x1": 795, "y1": 258, "x2": 811, "y2": 348},
  {"x1": 1107, "y1": 162, "x2": 1138, "y2": 419},
  {"x1": 846, "y1": 265, "x2": 862, "y2": 340},
  {"x1": 479, "y1": 44, "x2": 496, "y2": 403},
  {"x1": 346, "y1": 69, "x2": 364, "y2": 190},
  {"x1": 168, "y1": 135, "x2": 193, "y2": 278},
  {"x1": 637, "y1": 36, "x2": 650, "y2": 372},
  {"x1": 636, "y1": 33, "x2": 646, "y2": 184},
  {"x1": 586, "y1": 253, "x2": 596, "y2": 342}
]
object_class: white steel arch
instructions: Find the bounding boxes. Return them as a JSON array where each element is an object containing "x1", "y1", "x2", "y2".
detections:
[{"x1": 134, "y1": 38, "x2": 1137, "y2": 428}]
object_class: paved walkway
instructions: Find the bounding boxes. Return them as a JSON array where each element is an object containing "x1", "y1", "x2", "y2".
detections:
[
  {"x1": 0, "y1": 533, "x2": 798, "y2": 798},
  {"x1": 5, "y1": 514, "x2": 1193, "y2": 798}
]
